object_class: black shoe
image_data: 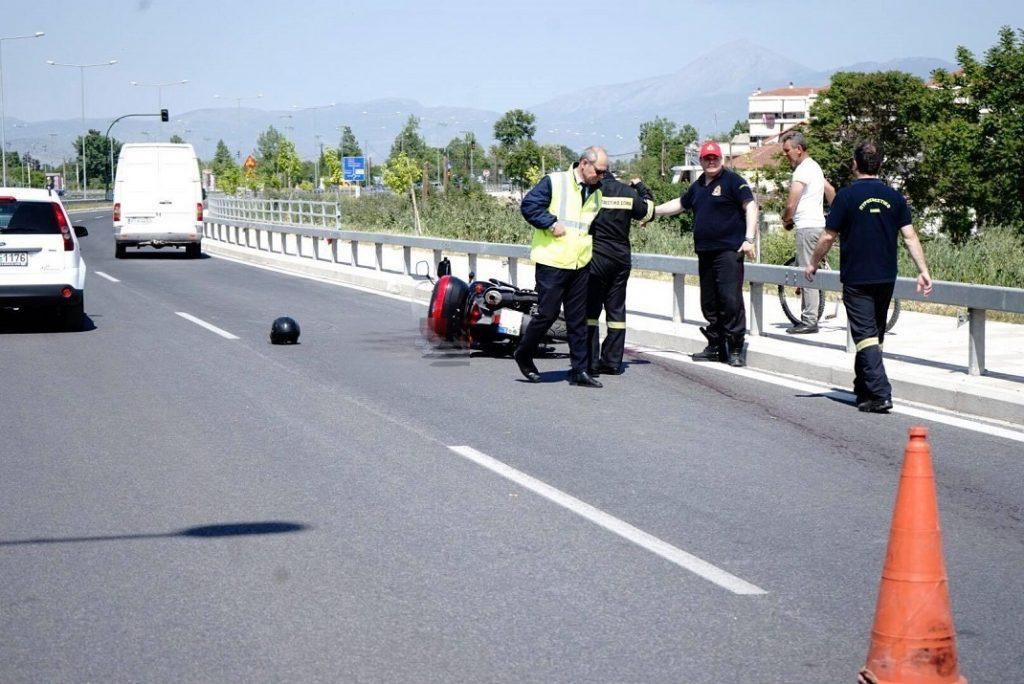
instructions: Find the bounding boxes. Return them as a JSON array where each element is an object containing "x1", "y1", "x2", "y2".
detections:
[
  {"x1": 513, "y1": 349, "x2": 541, "y2": 383},
  {"x1": 785, "y1": 323, "x2": 819, "y2": 335},
  {"x1": 857, "y1": 397, "x2": 893, "y2": 413},
  {"x1": 692, "y1": 345, "x2": 721, "y2": 362},
  {"x1": 588, "y1": 366, "x2": 601, "y2": 377},
  {"x1": 727, "y1": 349, "x2": 745, "y2": 367},
  {"x1": 568, "y1": 370, "x2": 602, "y2": 388},
  {"x1": 596, "y1": 363, "x2": 622, "y2": 376}
]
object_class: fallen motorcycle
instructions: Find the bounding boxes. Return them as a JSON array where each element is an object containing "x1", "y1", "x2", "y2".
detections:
[{"x1": 423, "y1": 258, "x2": 566, "y2": 353}]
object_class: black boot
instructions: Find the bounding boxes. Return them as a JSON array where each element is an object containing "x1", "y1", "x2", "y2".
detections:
[
  {"x1": 693, "y1": 326, "x2": 723, "y2": 362},
  {"x1": 725, "y1": 336, "x2": 745, "y2": 367}
]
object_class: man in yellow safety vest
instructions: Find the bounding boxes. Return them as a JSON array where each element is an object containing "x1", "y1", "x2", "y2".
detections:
[{"x1": 515, "y1": 146, "x2": 607, "y2": 387}]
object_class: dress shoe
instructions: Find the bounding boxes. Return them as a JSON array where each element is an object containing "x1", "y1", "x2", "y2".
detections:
[
  {"x1": 857, "y1": 397, "x2": 893, "y2": 413},
  {"x1": 596, "y1": 363, "x2": 622, "y2": 375},
  {"x1": 513, "y1": 349, "x2": 541, "y2": 383},
  {"x1": 568, "y1": 370, "x2": 602, "y2": 388},
  {"x1": 785, "y1": 323, "x2": 819, "y2": 334}
]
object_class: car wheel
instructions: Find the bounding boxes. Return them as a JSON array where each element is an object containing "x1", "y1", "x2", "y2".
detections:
[
  {"x1": 186, "y1": 243, "x2": 201, "y2": 258},
  {"x1": 59, "y1": 300, "x2": 85, "y2": 332},
  {"x1": 115, "y1": 244, "x2": 127, "y2": 259}
]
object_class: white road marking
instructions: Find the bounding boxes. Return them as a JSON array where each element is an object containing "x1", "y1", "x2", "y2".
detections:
[
  {"x1": 208, "y1": 249, "x2": 1020, "y2": 441},
  {"x1": 94, "y1": 271, "x2": 120, "y2": 283},
  {"x1": 631, "y1": 346, "x2": 1024, "y2": 445},
  {"x1": 448, "y1": 445, "x2": 767, "y2": 596},
  {"x1": 174, "y1": 312, "x2": 239, "y2": 340}
]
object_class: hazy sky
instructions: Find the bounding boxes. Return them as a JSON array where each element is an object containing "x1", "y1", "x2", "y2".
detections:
[{"x1": 2, "y1": 0, "x2": 1021, "y2": 122}]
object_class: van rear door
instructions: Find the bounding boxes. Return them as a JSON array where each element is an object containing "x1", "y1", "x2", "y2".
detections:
[
  {"x1": 155, "y1": 147, "x2": 199, "y2": 233},
  {"x1": 119, "y1": 148, "x2": 159, "y2": 230}
]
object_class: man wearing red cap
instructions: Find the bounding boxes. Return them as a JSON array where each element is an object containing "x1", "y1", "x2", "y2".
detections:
[{"x1": 652, "y1": 140, "x2": 759, "y2": 366}]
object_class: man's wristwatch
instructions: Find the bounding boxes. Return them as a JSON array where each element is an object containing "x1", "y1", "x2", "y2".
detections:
[{"x1": 743, "y1": 237, "x2": 754, "y2": 244}]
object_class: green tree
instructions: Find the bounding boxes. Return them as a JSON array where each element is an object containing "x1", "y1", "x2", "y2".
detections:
[
  {"x1": 322, "y1": 148, "x2": 343, "y2": 186},
  {"x1": 338, "y1": 126, "x2": 362, "y2": 157},
  {"x1": 539, "y1": 143, "x2": 576, "y2": 172},
  {"x1": 217, "y1": 165, "x2": 242, "y2": 194},
  {"x1": 211, "y1": 140, "x2": 236, "y2": 175},
  {"x1": 382, "y1": 152, "x2": 421, "y2": 194},
  {"x1": 389, "y1": 115, "x2": 429, "y2": 164},
  {"x1": 493, "y1": 109, "x2": 537, "y2": 148},
  {"x1": 169, "y1": 134, "x2": 185, "y2": 144},
  {"x1": 638, "y1": 117, "x2": 697, "y2": 178},
  {"x1": 255, "y1": 125, "x2": 284, "y2": 181},
  {"x1": 276, "y1": 138, "x2": 303, "y2": 189},
  {"x1": 806, "y1": 71, "x2": 929, "y2": 192},
  {"x1": 73, "y1": 129, "x2": 123, "y2": 186},
  {"x1": 503, "y1": 139, "x2": 541, "y2": 188},
  {"x1": 955, "y1": 27, "x2": 1024, "y2": 237}
]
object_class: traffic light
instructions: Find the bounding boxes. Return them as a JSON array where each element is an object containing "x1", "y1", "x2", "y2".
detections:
[{"x1": 160, "y1": 109, "x2": 169, "y2": 122}]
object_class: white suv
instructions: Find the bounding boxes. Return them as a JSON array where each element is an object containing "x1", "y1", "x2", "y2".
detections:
[{"x1": 0, "y1": 188, "x2": 88, "y2": 331}]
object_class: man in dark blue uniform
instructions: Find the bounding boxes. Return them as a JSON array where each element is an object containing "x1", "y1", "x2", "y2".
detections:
[
  {"x1": 653, "y1": 141, "x2": 759, "y2": 366},
  {"x1": 585, "y1": 173, "x2": 654, "y2": 375},
  {"x1": 805, "y1": 141, "x2": 933, "y2": 413}
]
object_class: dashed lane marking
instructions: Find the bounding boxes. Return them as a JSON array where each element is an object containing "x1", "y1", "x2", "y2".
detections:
[
  {"x1": 174, "y1": 312, "x2": 239, "y2": 340},
  {"x1": 448, "y1": 445, "x2": 768, "y2": 596},
  {"x1": 94, "y1": 271, "x2": 120, "y2": 283}
]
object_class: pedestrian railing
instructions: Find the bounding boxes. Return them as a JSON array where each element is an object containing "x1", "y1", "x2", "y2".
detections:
[{"x1": 205, "y1": 198, "x2": 1024, "y2": 377}]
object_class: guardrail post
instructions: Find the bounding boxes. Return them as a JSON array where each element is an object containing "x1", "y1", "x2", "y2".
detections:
[
  {"x1": 432, "y1": 249, "x2": 442, "y2": 269},
  {"x1": 403, "y1": 246, "x2": 412, "y2": 275},
  {"x1": 468, "y1": 253, "x2": 478, "y2": 277},
  {"x1": 375, "y1": 242, "x2": 384, "y2": 271},
  {"x1": 968, "y1": 307, "x2": 986, "y2": 376},
  {"x1": 672, "y1": 273, "x2": 685, "y2": 324},
  {"x1": 749, "y1": 282, "x2": 764, "y2": 336},
  {"x1": 508, "y1": 257, "x2": 518, "y2": 286},
  {"x1": 350, "y1": 240, "x2": 359, "y2": 266}
]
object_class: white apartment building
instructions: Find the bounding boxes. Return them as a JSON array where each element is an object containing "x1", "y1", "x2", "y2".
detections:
[{"x1": 748, "y1": 83, "x2": 824, "y2": 146}]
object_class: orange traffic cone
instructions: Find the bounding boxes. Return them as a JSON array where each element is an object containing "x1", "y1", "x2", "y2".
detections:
[{"x1": 860, "y1": 426, "x2": 967, "y2": 684}]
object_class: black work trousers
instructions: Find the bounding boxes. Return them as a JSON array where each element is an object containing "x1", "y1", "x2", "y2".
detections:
[
  {"x1": 843, "y1": 282, "x2": 895, "y2": 402},
  {"x1": 697, "y1": 248, "x2": 746, "y2": 346},
  {"x1": 516, "y1": 262, "x2": 590, "y2": 371},
  {"x1": 586, "y1": 251, "x2": 631, "y2": 370}
]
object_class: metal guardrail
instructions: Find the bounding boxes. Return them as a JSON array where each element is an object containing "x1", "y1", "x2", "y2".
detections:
[{"x1": 205, "y1": 199, "x2": 1024, "y2": 377}]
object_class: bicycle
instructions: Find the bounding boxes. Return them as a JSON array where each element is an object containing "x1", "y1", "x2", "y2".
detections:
[{"x1": 777, "y1": 255, "x2": 900, "y2": 333}]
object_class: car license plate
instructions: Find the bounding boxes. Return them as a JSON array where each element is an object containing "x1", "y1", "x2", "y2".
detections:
[
  {"x1": 128, "y1": 216, "x2": 153, "y2": 224},
  {"x1": 497, "y1": 308, "x2": 523, "y2": 336},
  {"x1": 0, "y1": 252, "x2": 28, "y2": 267}
]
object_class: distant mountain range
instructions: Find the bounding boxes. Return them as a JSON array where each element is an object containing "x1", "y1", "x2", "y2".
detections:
[{"x1": 6, "y1": 40, "x2": 953, "y2": 166}]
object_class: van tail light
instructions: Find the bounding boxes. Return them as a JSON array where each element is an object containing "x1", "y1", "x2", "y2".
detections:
[
  {"x1": 113, "y1": 202, "x2": 121, "y2": 222},
  {"x1": 52, "y1": 203, "x2": 74, "y2": 251},
  {"x1": 196, "y1": 203, "x2": 203, "y2": 221},
  {"x1": 61, "y1": 287, "x2": 73, "y2": 299}
]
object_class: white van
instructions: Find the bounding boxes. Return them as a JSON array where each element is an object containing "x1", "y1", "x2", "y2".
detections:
[{"x1": 113, "y1": 143, "x2": 203, "y2": 258}]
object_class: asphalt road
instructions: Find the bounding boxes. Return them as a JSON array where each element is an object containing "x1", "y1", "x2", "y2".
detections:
[{"x1": 2, "y1": 212, "x2": 1022, "y2": 683}]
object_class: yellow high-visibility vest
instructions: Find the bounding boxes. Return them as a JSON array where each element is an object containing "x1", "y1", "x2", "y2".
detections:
[{"x1": 530, "y1": 168, "x2": 602, "y2": 269}]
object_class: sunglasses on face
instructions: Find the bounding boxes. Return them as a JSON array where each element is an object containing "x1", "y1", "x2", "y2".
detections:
[{"x1": 585, "y1": 160, "x2": 608, "y2": 176}]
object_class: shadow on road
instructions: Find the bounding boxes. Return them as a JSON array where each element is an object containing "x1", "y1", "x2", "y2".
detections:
[
  {"x1": 117, "y1": 251, "x2": 211, "y2": 260},
  {"x1": 0, "y1": 521, "x2": 309, "y2": 547},
  {"x1": 0, "y1": 311, "x2": 97, "y2": 334}
]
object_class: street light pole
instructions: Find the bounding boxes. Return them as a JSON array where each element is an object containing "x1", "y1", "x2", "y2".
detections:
[
  {"x1": 0, "y1": 31, "x2": 44, "y2": 187},
  {"x1": 47, "y1": 57, "x2": 117, "y2": 196},
  {"x1": 130, "y1": 78, "x2": 187, "y2": 111},
  {"x1": 214, "y1": 92, "x2": 262, "y2": 161},
  {"x1": 292, "y1": 102, "x2": 334, "y2": 189}
]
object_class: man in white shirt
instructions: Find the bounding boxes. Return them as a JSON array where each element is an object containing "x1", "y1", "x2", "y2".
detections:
[{"x1": 782, "y1": 131, "x2": 835, "y2": 334}]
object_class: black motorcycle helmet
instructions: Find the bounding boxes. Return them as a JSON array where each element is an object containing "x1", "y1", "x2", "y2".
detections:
[{"x1": 270, "y1": 316, "x2": 300, "y2": 344}]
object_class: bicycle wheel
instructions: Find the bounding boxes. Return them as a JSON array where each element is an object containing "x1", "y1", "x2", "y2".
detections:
[
  {"x1": 777, "y1": 256, "x2": 826, "y2": 326},
  {"x1": 885, "y1": 299, "x2": 900, "y2": 333}
]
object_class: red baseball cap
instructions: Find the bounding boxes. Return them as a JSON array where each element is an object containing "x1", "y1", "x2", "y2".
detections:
[{"x1": 699, "y1": 140, "x2": 722, "y2": 159}]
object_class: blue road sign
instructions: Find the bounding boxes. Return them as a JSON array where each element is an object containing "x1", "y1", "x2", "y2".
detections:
[{"x1": 343, "y1": 156, "x2": 366, "y2": 182}]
